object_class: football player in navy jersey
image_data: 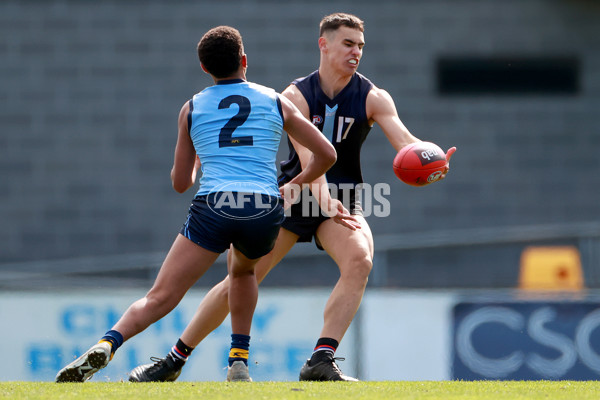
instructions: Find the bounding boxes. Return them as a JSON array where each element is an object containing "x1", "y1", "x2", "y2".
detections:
[
  {"x1": 129, "y1": 13, "x2": 455, "y2": 382},
  {"x1": 55, "y1": 25, "x2": 338, "y2": 383}
]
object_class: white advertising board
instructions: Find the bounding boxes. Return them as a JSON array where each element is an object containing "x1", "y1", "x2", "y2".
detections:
[
  {"x1": 360, "y1": 290, "x2": 455, "y2": 380},
  {"x1": 0, "y1": 289, "x2": 357, "y2": 382}
]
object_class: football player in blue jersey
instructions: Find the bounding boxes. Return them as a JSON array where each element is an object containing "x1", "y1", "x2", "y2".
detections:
[
  {"x1": 55, "y1": 25, "x2": 339, "y2": 383},
  {"x1": 128, "y1": 13, "x2": 456, "y2": 382}
]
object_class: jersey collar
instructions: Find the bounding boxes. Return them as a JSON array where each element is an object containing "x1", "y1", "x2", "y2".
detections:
[{"x1": 217, "y1": 79, "x2": 245, "y2": 85}]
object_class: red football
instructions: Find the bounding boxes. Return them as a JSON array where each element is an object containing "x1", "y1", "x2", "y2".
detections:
[{"x1": 393, "y1": 142, "x2": 448, "y2": 186}]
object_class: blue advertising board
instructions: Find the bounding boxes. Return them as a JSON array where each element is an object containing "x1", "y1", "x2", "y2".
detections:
[{"x1": 452, "y1": 302, "x2": 600, "y2": 380}]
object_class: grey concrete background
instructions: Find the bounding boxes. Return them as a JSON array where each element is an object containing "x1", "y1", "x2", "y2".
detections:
[{"x1": 1, "y1": 0, "x2": 599, "y2": 287}]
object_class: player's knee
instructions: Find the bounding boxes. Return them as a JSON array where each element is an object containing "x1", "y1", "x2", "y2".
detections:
[
  {"x1": 359, "y1": 256, "x2": 373, "y2": 279},
  {"x1": 343, "y1": 255, "x2": 372, "y2": 282},
  {"x1": 229, "y1": 267, "x2": 256, "y2": 279}
]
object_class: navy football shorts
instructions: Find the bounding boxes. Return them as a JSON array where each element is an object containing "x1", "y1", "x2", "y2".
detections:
[
  {"x1": 282, "y1": 186, "x2": 363, "y2": 249},
  {"x1": 180, "y1": 192, "x2": 285, "y2": 260}
]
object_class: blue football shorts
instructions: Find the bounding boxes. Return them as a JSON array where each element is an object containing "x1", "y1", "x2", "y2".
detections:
[{"x1": 180, "y1": 192, "x2": 285, "y2": 260}]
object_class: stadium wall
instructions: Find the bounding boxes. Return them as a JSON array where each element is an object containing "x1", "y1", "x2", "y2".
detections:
[{"x1": 1, "y1": 1, "x2": 600, "y2": 285}]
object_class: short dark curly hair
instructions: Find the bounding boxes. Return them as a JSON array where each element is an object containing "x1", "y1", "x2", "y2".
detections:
[
  {"x1": 319, "y1": 13, "x2": 364, "y2": 37},
  {"x1": 197, "y1": 26, "x2": 244, "y2": 79}
]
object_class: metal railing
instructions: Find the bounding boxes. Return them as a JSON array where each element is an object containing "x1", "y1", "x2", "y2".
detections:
[{"x1": 1, "y1": 221, "x2": 599, "y2": 290}]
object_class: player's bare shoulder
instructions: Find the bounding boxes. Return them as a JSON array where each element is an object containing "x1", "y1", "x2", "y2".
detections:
[
  {"x1": 178, "y1": 101, "x2": 190, "y2": 126},
  {"x1": 282, "y1": 84, "x2": 310, "y2": 118},
  {"x1": 366, "y1": 85, "x2": 395, "y2": 110},
  {"x1": 366, "y1": 85, "x2": 398, "y2": 123}
]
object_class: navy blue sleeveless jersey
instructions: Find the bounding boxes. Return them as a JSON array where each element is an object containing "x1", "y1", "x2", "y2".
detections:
[{"x1": 279, "y1": 70, "x2": 374, "y2": 187}]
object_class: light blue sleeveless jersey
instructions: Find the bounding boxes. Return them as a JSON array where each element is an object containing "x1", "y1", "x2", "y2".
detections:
[{"x1": 189, "y1": 79, "x2": 284, "y2": 197}]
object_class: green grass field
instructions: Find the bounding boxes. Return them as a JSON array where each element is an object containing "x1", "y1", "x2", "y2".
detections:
[{"x1": 1, "y1": 381, "x2": 599, "y2": 400}]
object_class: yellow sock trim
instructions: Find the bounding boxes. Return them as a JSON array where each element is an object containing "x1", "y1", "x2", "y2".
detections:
[
  {"x1": 229, "y1": 348, "x2": 249, "y2": 359},
  {"x1": 98, "y1": 339, "x2": 115, "y2": 360}
]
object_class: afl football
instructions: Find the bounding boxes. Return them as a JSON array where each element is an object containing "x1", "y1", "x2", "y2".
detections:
[{"x1": 393, "y1": 142, "x2": 448, "y2": 186}]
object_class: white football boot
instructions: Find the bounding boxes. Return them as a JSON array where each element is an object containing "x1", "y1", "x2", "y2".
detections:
[
  {"x1": 55, "y1": 341, "x2": 112, "y2": 382},
  {"x1": 226, "y1": 360, "x2": 252, "y2": 382}
]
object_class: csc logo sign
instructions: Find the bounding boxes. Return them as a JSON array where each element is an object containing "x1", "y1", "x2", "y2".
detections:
[{"x1": 452, "y1": 303, "x2": 600, "y2": 380}]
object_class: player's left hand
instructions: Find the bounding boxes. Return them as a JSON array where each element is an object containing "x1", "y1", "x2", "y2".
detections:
[{"x1": 440, "y1": 146, "x2": 457, "y2": 179}]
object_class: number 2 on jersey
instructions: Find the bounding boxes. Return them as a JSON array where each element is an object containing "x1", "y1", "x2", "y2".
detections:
[{"x1": 218, "y1": 95, "x2": 253, "y2": 147}]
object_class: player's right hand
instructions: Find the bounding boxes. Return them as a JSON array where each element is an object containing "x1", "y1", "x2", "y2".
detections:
[
  {"x1": 279, "y1": 183, "x2": 301, "y2": 210},
  {"x1": 322, "y1": 198, "x2": 362, "y2": 231}
]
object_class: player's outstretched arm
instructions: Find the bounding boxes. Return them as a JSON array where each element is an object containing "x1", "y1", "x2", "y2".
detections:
[
  {"x1": 366, "y1": 86, "x2": 421, "y2": 152},
  {"x1": 171, "y1": 101, "x2": 201, "y2": 193},
  {"x1": 368, "y1": 86, "x2": 456, "y2": 180}
]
